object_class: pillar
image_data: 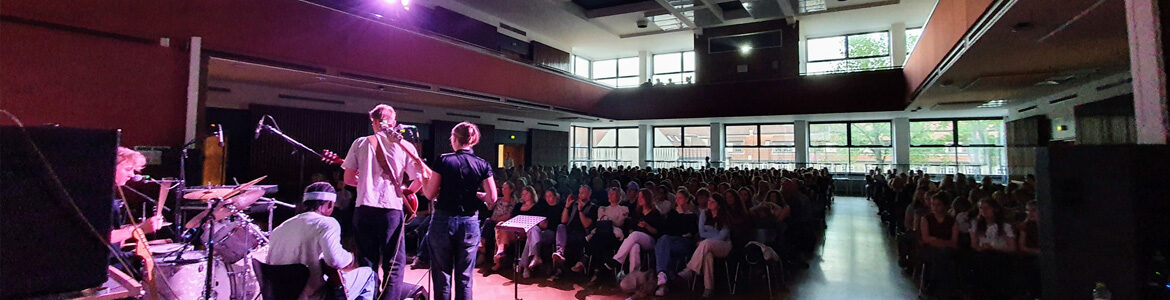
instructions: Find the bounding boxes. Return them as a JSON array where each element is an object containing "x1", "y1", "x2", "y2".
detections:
[
  {"x1": 794, "y1": 120, "x2": 809, "y2": 168},
  {"x1": 891, "y1": 22, "x2": 908, "y2": 66},
  {"x1": 1126, "y1": 0, "x2": 1170, "y2": 144},
  {"x1": 638, "y1": 124, "x2": 651, "y2": 168},
  {"x1": 710, "y1": 122, "x2": 725, "y2": 168},
  {"x1": 893, "y1": 117, "x2": 911, "y2": 173}
]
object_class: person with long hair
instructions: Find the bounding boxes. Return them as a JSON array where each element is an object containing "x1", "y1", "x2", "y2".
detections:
[
  {"x1": 652, "y1": 189, "x2": 699, "y2": 296},
  {"x1": 493, "y1": 186, "x2": 538, "y2": 272},
  {"x1": 419, "y1": 121, "x2": 497, "y2": 300},
  {"x1": 605, "y1": 189, "x2": 665, "y2": 275},
  {"x1": 479, "y1": 181, "x2": 516, "y2": 267},
  {"x1": 969, "y1": 198, "x2": 1017, "y2": 298},
  {"x1": 919, "y1": 193, "x2": 959, "y2": 296},
  {"x1": 678, "y1": 194, "x2": 732, "y2": 298}
]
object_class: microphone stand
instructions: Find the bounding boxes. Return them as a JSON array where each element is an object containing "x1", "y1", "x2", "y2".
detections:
[
  {"x1": 176, "y1": 137, "x2": 199, "y2": 242},
  {"x1": 256, "y1": 123, "x2": 324, "y2": 158},
  {"x1": 201, "y1": 197, "x2": 221, "y2": 300}
]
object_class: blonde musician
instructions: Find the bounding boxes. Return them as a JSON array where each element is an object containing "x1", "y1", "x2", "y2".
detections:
[
  {"x1": 111, "y1": 147, "x2": 164, "y2": 245},
  {"x1": 341, "y1": 104, "x2": 431, "y2": 300}
]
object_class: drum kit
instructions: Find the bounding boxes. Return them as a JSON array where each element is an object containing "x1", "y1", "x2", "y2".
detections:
[{"x1": 150, "y1": 176, "x2": 292, "y2": 300}]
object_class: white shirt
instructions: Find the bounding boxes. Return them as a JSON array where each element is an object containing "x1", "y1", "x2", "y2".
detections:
[
  {"x1": 973, "y1": 221, "x2": 1015, "y2": 251},
  {"x1": 342, "y1": 134, "x2": 422, "y2": 210},
  {"x1": 267, "y1": 212, "x2": 354, "y2": 299},
  {"x1": 597, "y1": 204, "x2": 629, "y2": 228}
]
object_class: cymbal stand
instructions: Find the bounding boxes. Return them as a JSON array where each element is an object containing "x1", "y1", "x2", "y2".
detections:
[{"x1": 201, "y1": 197, "x2": 221, "y2": 300}]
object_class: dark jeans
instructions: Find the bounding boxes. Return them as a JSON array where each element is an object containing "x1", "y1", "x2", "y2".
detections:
[
  {"x1": 428, "y1": 210, "x2": 480, "y2": 300},
  {"x1": 406, "y1": 214, "x2": 432, "y2": 260},
  {"x1": 654, "y1": 235, "x2": 693, "y2": 274},
  {"x1": 354, "y1": 206, "x2": 406, "y2": 300},
  {"x1": 556, "y1": 224, "x2": 587, "y2": 264}
]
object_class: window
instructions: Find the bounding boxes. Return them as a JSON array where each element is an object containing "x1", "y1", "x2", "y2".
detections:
[
  {"x1": 652, "y1": 125, "x2": 710, "y2": 168},
  {"x1": 724, "y1": 124, "x2": 796, "y2": 169},
  {"x1": 909, "y1": 119, "x2": 1006, "y2": 176},
  {"x1": 571, "y1": 55, "x2": 591, "y2": 78},
  {"x1": 806, "y1": 31, "x2": 892, "y2": 74},
  {"x1": 570, "y1": 126, "x2": 590, "y2": 167},
  {"x1": 652, "y1": 51, "x2": 696, "y2": 85},
  {"x1": 808, "y1": 122, "x2": 893, "y2": 173},
  {"x1": 906, "y1": 28, "x2": 923, "y2": 57},
  {"x1": 592, "y1": 57, "x2": 640, "y2": 88},
  {"x1": 589, "y1": 127, "x2": 639, "y2": 167}
]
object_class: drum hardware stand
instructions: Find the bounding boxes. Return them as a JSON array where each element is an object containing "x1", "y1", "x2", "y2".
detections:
[
  {"x1": 200, "y1": 197, "x2": 222, "y2": 300},
  {"x1": 176, "y1": 135, "x2": 201, "y2": 243}
]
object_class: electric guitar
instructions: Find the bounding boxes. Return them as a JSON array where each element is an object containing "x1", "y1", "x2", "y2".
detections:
[{"x1": 322, "y1": 144, "x2": 423, "y2": 220}]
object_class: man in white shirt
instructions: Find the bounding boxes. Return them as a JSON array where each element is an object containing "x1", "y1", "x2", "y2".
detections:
[
  {"x1": 268, "y1": 182, "x2": 376, "y2": 300},
  {"x1": 342, "y1": 104, "x2": 426, "y2": 300}
]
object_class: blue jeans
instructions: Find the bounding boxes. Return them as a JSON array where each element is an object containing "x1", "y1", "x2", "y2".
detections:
[
  {"x1": 428, "y1": 210, "x2": 480, "y2": 300},
  {"x1": 654, "y1": 235, "x2": 693, "y2": 273}
]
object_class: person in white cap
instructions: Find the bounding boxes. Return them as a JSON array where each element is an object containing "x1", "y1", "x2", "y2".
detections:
[{"x1": 268, "y1": 182, "x2": 377, "y2": 300}]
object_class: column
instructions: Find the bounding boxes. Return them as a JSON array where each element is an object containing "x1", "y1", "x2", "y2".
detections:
[
  {"x1": 638, "y1": 50, "x2": 650, "y2": 85},
  {"x1": 710, "y1": 122, "x2": 725, "y2": 168},
  {"x1": 893, "y1": 117, "x2": 911, "y2": 173},
  {"x1": 638, "y1": 124, "x2": 651, "y2": 168},
  {"x1": 794, "y1": 120, "x2": 808, "y2": 168},
  {"x1": 891, "y1": 22, "x2": 908, "y2": 66},
  {"x1": 1126, "y1": 0, "x2": 1169, "y2": 144}
]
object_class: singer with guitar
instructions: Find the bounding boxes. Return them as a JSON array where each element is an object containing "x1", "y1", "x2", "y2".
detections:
[
  {"x1": 342, "y1": 104, "x2": 431, "y2": 300},
  {"x1": 418, "y1": 121, "x2": 497, "y2": 300}
]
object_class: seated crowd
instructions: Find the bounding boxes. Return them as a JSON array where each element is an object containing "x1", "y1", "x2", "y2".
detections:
[
  {"x1": 407, "y1": 165, "x2": 836, "y2": 298},
  {"x1": 867, "y1": 170, "x2": 1041, "y2": 299}
]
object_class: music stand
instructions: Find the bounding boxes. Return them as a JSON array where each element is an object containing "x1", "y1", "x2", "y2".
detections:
[{"x1": 497, "y1": 215, "x2": 545, "y2": 300}]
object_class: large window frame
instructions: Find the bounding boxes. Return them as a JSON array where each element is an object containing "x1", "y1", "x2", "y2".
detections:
[
  {"x1": 805, "y1": 30, "x2": 893, "y2": 74},
  {"x1": 592, "y1": 57, "x2": 640, "y2": 88},
  {"x1": 807, "y1": 121, "x2": 893, "y2": 173},
  {"x1": 587, "y1": 127, "x2": 639, "y2": 168},
  {"x1": 651, "y1": 51, "x2": 696, "y2": 85},
  {"x1": 908, "y1": 118, "x2": 1006, "y2": 176},
  {"x1": 571, "y1": 55, "x2": 591, "y2": 79},
  {"x1": 724, "y1": 123, "x2": 797, "y2": 170},
  {"x1": 905, "y1": 27, "x2": 923, "y2": 57},
  {"x1": 651, "y1": 125, "x2": 710, "y2": 169}
]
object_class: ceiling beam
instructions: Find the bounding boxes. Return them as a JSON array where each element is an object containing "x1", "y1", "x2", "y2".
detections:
[
  {"x1": 697, "y1": 0, "x2": 726, "y2": 22},
  {"x1": 618, "y1": 27, "x2": 694, "y2": 38},
  {"x1": 651, "y1": 0, "x2": 699, "y2": 28},
  {"x1": 776, "y1": 0, "x2": 796, "y2": 23},
  {"x1": 583, "y1": 1, "x2": 663, "y2": 18}
]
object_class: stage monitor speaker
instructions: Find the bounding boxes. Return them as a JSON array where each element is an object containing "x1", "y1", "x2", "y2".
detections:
[{"x1": 0, "y1": 126, "x2": 117, "y2": 298}]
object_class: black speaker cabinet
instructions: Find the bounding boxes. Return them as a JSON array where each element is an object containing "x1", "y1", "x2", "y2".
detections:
[
  {"x1": 1, "y1": 126, "x2": 117, "y2": 298},
  {"x1": 1037, "y1": 145, "x2": 1170, "y2": 299}
]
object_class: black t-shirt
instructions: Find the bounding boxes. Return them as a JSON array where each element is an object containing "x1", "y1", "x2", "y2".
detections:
[
  {"x1": 433, "y1": 149, "x2": 494, "y2": 216},
  {"x1": 565, "y1": 202, "x2": 598, "y2": 231},
  {"x1": 631, "y1": 208, "x2": 667, "y2": 237},
  {"x1": 537, "y1": 201, "x2": 564, "y2": 228},
  {"x1": 662, "y1": 210, "x2": 698, "y2": 237}
]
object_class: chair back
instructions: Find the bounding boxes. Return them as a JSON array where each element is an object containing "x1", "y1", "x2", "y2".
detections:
[{"x1": 252, "y1": 258, "x2": 310, "y2": 300}]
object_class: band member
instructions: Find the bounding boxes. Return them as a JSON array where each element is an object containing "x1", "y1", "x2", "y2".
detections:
[
  {"x1": 420, "y1": 122, "x2": 496, "y2": 300},
  {"x1": 268, "y1": 182, "x2": 377, "y2": 300},
  {"x1": 111, "y1": 147, "x2": 164, "y2": 245},
  {"x1": 342, "y1": 104, "x2": 428, "y2": 300}
]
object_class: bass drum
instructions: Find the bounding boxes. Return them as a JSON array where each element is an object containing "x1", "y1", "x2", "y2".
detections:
[
  {"x1": 154, "y1": 252, "x2": 231, "y2": 300},
  {"x1": 205, "y1": 218, "x2": 266, "y2": 264}
]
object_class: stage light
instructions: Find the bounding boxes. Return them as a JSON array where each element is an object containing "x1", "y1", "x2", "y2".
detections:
[
  {"x1": 739, "y1": 44, "x2": 753, "y2": 54},
  {"x1": 402, "y1": 0, "x2": 411, "y2": 10}
]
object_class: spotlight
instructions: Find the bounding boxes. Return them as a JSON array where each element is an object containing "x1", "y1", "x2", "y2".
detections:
[
  {"x1": 402, "y1": 0, "x2": 410, "y2": 10},
  {"x1": 739, "y1": 44, "x2": 753, "y2": 54}
]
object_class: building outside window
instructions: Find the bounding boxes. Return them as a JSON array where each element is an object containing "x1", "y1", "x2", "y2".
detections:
[
  {"x1": 652, "y1": 125, "x2": 710, "y2": 168},
  {"x1": 724, "y1": 124, "x2": 796, "y2": 169},
  {"x1": 806, "y1": 31, "x2": 892, "y2": 74},
  {"x1": 570, "y1": 126, "x2": 590, "y2": 167},
  {"x1": 808, "y1": 121, "x2": 892, "y2": 173},
  {"x1": 592, "y1": 57, "x2": 640, "y2": 88},
  {"x1": 651, "y1": 51, "x2": 696, "y2": 85},
  {"x1": 589, "y1": 127, "x2": 639, "y2": 167},
  {"x1": 909, "y1": 119, "x2": 1006, "y2": 176}
]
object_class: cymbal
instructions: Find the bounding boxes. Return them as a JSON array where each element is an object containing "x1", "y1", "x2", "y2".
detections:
[
  {"x1": 182, "y1": 176, "x2": 268, "y2": 201},
  {"x1": 223, "y1": 189, "x2": 265, "y2": 209}
]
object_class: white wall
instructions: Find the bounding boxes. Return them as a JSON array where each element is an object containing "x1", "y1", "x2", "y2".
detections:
[
  {"x1": 1006, "y1": 72, "x2": 1134, "y2": 141},
  {"x1": 206, "y1": 79, "x2": 571, "y2": 133}
]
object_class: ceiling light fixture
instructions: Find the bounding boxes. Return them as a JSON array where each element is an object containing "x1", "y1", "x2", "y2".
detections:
[
  {"x1": 740, "y1": 44, "x2": 753, "y2": 54},
  {"x1": 978, "y1": 99, "x2": 1008, "y2": 108}
]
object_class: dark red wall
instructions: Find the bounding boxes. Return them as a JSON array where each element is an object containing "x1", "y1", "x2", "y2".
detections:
[
  {"x1": 903, "y1": 0, "x2": 996, "y2": 100},
  {"x1": 0, "y1": 21, "x2": 188, "y2": 147},
  {"x1": 592, "y1": 69, "x2": 907, "y2": 120},
  {"x1": 0, "y1": 0, "x2": 610, "y2": 112}
]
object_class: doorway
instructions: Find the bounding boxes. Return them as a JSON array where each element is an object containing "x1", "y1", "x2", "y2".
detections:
[{"x1": 498, "y1": 144, "x2": 525, "y2": 170}]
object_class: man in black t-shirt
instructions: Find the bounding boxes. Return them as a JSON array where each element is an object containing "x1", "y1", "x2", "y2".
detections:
[{"x1": 552, "y1": 191, "x2": 597, "y2": 279}]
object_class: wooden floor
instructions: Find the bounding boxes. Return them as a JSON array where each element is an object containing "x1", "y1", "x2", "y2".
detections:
[{"x1": 402, "y1": 196, "x2": 916, "y2": 299}]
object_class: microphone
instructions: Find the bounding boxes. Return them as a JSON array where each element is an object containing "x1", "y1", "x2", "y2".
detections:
[
  {"x1": 132, "y1": 174, "x2": 181, "y2": 184},
  {"x1": 214, "y1": 124, "x2": 225, "y2": 147},
  {"x1": 253, "y1": 117, "x2": 265, "y2": 139}
]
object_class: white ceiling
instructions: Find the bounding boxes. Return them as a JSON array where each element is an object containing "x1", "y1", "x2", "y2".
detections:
[{"x1": 424, "y1": 0, "x2": 935, "y2": 60}]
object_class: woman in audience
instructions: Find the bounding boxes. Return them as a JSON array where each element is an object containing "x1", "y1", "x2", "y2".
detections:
[
  {"x1": 653, "y1": 189, "x2": 699, "y2": 296},
  {"x1": 678, "y1": 194, "x2": 733, "y2": 298},
  {"x1": 653, "y1": 185, "x2": 673, "y2": 215},
  {"x1": 919, "y1": 193, "x2": 959, "y2": 296},
  {"x1": 517, "y1": 189, "x2": 563, "y2": 278},
  {"x1": 1018, "y1": 200, "x2": 1041, "y2": 298},
  {"x1": 606, "y1": 189, "x2": 665, "y2": 274},
  {"x1": 970, "y1": 198, "x2": 1017, "y2": 298},
  {"x1": 572, "y1": 187, "x2": 628, "y2": 277},
  {"x1": 480, "y1": 181, "x2": 517, "y2": 267},
  {"x1": 492, "y1": 185, "x2": 539, "y2": 272}
]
